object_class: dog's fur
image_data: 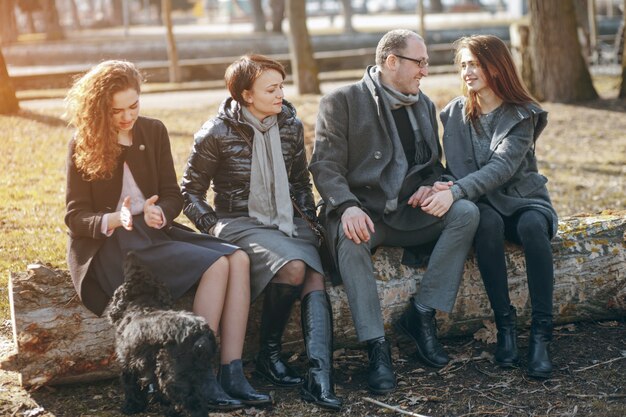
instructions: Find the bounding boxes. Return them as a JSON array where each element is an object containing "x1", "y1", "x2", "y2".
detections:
[{"x1": 108, "y1": 254, "x2": 216, "y2": 417}]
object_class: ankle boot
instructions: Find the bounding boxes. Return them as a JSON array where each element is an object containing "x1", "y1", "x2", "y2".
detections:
[
  {"x1": 299, "y1": 291, "x2": 343, "y2": 411},
  {"x1": 366, "y1": 338, "x2": 396, "y2": 395},
  {"x1": 527, "y1": 318, "x2": 553, "y2": 379},
  {"x1": 202, "y1": 366, "x2": 244, "y2": 411},
  {"x1": 395, "y1": 298, "x2": 449, "y2": 368},
  {"x1": 255, "y1": 283, "x2": 304, "y2": 387},
  {"x1": 219, "y1": 359, "x2": 272, "y2": 406},
  {"x1": 494, "y1": 306, "x2": 519, "y2": 367}
]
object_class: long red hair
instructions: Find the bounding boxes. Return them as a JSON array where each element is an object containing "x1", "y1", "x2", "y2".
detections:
[
  {"x1": 453, "y1": 35, "x2": 538, "y2": 122},
  {"x1": 64, "y1": 60, "x2": 142, "y2": 181}
]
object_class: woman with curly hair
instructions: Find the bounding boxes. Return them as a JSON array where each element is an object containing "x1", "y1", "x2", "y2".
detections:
[
  {"x1": 181, "y1": 54, "x2": 342, "y2": 410},
  {"x1": 436, "y1": 35, "x2": 558, "y2": 378},
  {"x1": 64, "y1": 60, "x2": 271, "y2": 409}
]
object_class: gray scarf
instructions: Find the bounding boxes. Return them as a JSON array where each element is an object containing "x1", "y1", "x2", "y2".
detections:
[
  {"x1": 369, "y1": 66, "x2": 419, "y2": 212},
  {"x1": 242, "y1": 106, "x2": 294, "y2": 237}
]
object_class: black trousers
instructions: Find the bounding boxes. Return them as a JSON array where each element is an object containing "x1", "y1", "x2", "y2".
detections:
[{"x1": 474, "y1": 203, "x2": 554, "y2": 320}]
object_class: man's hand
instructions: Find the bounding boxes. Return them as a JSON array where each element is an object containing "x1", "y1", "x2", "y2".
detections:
[
  {"x1": 408, "y1": 185, "x2": 433, "y2": 208},
  {"x1": 341, "y1": 206, "x2": 375, "y2": 244},
  {"x1": 143, "y1": 195, "x2": 164, "y2": 228},
  {"x1": 421, "y1": 189, "x2": 454, "y2": 217}
]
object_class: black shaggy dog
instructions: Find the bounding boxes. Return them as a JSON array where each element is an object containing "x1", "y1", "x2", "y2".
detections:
[{"x1": 108, "y1": 254, "x2": 216, "y2": 417}]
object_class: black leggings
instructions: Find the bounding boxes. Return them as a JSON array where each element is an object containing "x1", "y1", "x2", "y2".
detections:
[{"x1": 474, "y1": 203, "x2": 554, "y2": 320}]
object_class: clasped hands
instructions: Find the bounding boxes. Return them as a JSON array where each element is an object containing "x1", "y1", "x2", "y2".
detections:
[
  {"x1": 341, "y1": 180, "x2": 455, "y2": 244},
  {"x1": 119, "y1": 195, "x2": 163, "y2": 231}
]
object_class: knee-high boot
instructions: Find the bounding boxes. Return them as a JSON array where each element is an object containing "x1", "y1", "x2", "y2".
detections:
[
  {"x1": 300, "y1": 291, "x2": 343, "y2": 411},
  {"x1": 255, "y1": 283, "x2": 304, "y2": 386},
  {"x1": 527, "y1": 318, "x2": 553, "y2": 378},
  {"x1": 494, "y1": 306, "x2": 519, "y2": 367}
]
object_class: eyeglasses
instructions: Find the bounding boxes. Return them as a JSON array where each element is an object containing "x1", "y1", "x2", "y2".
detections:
[{"x1": 394, "y1": 54, "x2": 429, "y2": 68}]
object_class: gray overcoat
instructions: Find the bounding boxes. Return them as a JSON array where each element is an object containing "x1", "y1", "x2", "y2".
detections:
[
  {"x1": 440, "y1": 96, "x2": 558, "y2": 237},
  {"x1": 310, "y1": 67, "x2": 445, "y2": 268}
]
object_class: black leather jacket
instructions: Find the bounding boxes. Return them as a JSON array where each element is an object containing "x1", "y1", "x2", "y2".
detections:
[{"x1": 181, "y1": 97, "x2": 317, "y2": 234}]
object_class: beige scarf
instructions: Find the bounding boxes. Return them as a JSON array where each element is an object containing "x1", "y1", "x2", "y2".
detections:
[{"x1": 242, "y1": 106, "x2": 294, "y2": 237}]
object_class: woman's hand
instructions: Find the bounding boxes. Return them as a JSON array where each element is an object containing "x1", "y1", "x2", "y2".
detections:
[
  {"x1": 421, "y1": 189, "x2": 454, "y2": 217},
  {"x1": 143, "y1": 195, "x2": 164, "y2": 228},
  {"x1": 432, "y1": 180, "x2": 454, "y2": 192},
  {"x1": 120, "y1": 196, "x2": 133, "y2": 231},
  {"x1": 408, "y1": 185, "x2": 433, "y2": 208}
]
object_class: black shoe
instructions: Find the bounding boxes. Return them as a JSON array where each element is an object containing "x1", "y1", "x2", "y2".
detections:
[
  {"x1": 395, "y1": 298, "x2": 449, "y2": 368},
  {"x1": 366, "y1": 338, "x2": 396, "y2": 395},
  {"x1": 255, "y1": 283, "x2": 304, "y2": 387},
  {"x1": 219, "y1": 359, "x2": 273, "y2": 406},
  {"x1": 202, "y1": 367, "x2": 244, "y2": 411},
  {"x1": 527, "y1": 318, "x2": 553, "y2": 379},
  {"x1": 299, "y1": 291, "x2": 343, "y2": 411},
  {"x1": 494, "y1": 306, "x2": 520, "y2": 368}
]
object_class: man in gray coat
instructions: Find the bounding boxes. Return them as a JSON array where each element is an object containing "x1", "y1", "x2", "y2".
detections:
[{"x1": 309, "y1": 29, "x2": 479, "y2": 394}]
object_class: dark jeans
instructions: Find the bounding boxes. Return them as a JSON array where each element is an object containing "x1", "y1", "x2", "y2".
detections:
[{"x1": 474, "y1": 203, "x2": 554, "y2": 321}]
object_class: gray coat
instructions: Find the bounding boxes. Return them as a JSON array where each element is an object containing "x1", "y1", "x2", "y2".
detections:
[
  {"x1": 440, "y1": 96, "x2": 558, "y2": 237},
  {"x1": 310, "y1": 68, "x2": 445, "y2": 254}
]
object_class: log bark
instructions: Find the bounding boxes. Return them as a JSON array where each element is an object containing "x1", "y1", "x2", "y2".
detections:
[{"x1": 2, "y1": 212, "x2": 625, "y2": 387}]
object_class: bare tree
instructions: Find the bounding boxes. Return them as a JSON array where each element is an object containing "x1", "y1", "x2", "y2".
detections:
[
  {"x1": 162, "y1": 0, "x2": 181, "y2": 83},
  {"x1": 17, "y1": 0, "x2": 40, "y2": 34},
  {"x1": 619, "y1": 0, "x2": 626, "y2": 98},
  {"x1": 340, "y1": 0, "x2": 354, "y2": 33},
  {"x1": 430, "y1": 0, "x2": 444, "y2": 13},
  {"x1": 0, "y1": 0, "x2": 19, "y2": 44},
  {"x1": 68, "y1": 0, "x2": 82, "y2": 30},
  {"x1": 270, "y1": 0, "x2": 284, "y2": 33},
  {"x1": 250, "y1": 0, "x2": 266, "y2": 32},
  {"x1": 286, "y1": 0, "x2": 320, "y2": 94},
  {"x1": 528, "y1": 0, "x2": 597, "y2": 102},
  {"x1": 42, "y1": 0, "x2": 65, "y2": 41},
  {"x1": 0, "y1": 48, "x2": 19, "y2": 114}
]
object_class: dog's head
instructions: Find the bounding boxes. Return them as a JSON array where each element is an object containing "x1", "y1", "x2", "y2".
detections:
[{"x1": 107, "y1": 252, "x2": 174, "y2": 325}]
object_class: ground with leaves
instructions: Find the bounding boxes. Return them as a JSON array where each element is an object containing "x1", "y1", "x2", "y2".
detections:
[{"x1": 1, "y1": 75, "x2": 625, "y2": 416}]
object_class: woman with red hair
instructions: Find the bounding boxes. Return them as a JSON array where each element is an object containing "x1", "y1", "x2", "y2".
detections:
[{"x1": 433, "y1": 35, "x2": 558, "y2": 378}]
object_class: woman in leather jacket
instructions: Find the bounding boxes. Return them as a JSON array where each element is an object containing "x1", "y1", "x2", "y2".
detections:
[
  {"x1": 436, "y1": 35, "x2": 558, "y2": 378},
  {"x1": 181, "y1": 55, "x2": 342, "y2": 411},
  {"x1": 64, "y1": 60, "x2": 270, "y2": 411}
]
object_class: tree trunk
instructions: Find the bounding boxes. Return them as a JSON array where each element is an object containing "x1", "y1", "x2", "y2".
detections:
[
  {"x1": 110, "y1": 0, "x2": 124, "y2": 26},
  {"x1": 286, "y1": 0, "x2": 320, "y2": 94},
  {"x1": 618, "y1": 0, "x2": 626, "y2": 98},
  {"x1": 528, "y1": 0, "x2": 597, "y2": 102},
  {"x1": 162, "y1": 0, "x2": 181, "y2": 83},
  {"x1": 340, "y1": 0, "x2": 354, "y2": 33},
  {"x1": 270, "y1": 0, "x2": 284, "y2": 33},
  {"x1": 250, "y1": 0, "x2": 266, "y2": 32},
  {"x1": 0, "y1": 49, "x2": 19, "y2": 114},
  {"x1": 68, "y1": 0, "x2": 82, "y2": 30},
  {"x1": 42, "y1": 0, "x2": 65, "y2": 41},
  {"x1": 0, "y1": 0, "x2": 19, "y2": 45},
  {"x1": 2, "y1": 212, "x2": 625, "y2": 387},
  {"x1": 430, "y1": 0, "x2": 444, "y2": 13}
]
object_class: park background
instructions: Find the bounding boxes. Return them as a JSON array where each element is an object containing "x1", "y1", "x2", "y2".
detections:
[{"x1": 0, "y1": 1, "x2": 625, "y2": 416}]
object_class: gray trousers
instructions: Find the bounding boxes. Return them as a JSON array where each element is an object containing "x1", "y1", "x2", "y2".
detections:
[{"x1": 337, "y1": 199, "x2": 479, "y2": 342}]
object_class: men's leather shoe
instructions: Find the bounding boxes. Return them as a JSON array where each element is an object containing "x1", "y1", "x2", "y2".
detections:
[
  {"x1": 366, "y1": 338, "x2": 396, "y2": 395},
  {"x1": 395, "y1": 298, "x2": 449, "y2": 368}
]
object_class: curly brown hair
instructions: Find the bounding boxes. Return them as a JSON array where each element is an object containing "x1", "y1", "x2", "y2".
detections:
[{"x1": 64, "y1": 60, "x2": 143, "y2": 181}]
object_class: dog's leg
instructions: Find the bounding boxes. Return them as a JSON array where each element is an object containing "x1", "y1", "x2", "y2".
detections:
[{"x1": 120, "y1": 369, "x2": 149, "y2": 414}]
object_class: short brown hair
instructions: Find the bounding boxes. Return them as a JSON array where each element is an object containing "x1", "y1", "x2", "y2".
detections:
[{"x1": 224, "y1": 54, "x2": 286, "y2": 105}]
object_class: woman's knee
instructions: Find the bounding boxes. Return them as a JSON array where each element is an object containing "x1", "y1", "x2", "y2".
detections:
[
  {"x1": 228, "y1": 249, "x2": 249, "y2": 268},
  {"x1": 477, "y1": 206, "x2": 504, "y2": 236},
  {"x1": 274, "y1": 260, "x2": 306, "y2": 286},
  {"x1": 516, "y1": 211, "x2": 550, "y2": 243}
]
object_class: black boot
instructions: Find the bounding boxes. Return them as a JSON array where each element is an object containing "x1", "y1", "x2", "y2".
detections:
[
  {"x1": 300, "y1": 291, "x2": 343, "y2": 411},
  {"x1": 202, "y1": 366, "x2": 244, "y2": 411},
  {"x1": 395, "y1": 298, "x2": 449, "y2": 368},
  {"x1": 219, "y1": 359, "x2": 273, "y2": 406},
  {"x1": 255, "y1": 283, "x2": 304, "y2": 387},
  {"x1": 494, "y1": 306, "x2": 519, "y2": 367},
  {"x1": 366, "y1": 338, "x2": 396, "y2": 395},
  {"x1": 527, "y1": 318, "x2": 553, "y2": 379}
]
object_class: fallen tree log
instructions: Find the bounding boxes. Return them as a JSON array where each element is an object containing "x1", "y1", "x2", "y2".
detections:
[{"x1": 1, "y1": 211, "x2": 625, "y2": 387}]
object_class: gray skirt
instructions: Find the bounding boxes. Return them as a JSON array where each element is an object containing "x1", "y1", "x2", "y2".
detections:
[{"x1": 214, "y1": 216, "x2": 323, "y2": 301}]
